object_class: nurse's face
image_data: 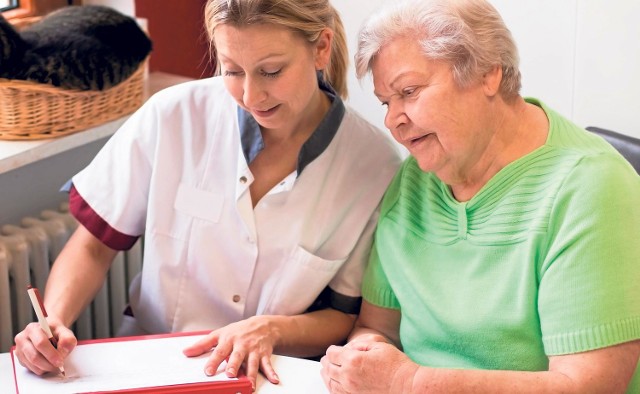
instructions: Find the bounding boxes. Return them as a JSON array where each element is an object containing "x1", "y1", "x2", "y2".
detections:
[{"x1": 214, "y1": 23, "x2": 332, "y2": 135}]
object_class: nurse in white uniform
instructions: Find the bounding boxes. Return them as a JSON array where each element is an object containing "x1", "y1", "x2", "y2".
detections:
[{"x1": 14, "y1": 0, "x2": 401, "y2": 389}]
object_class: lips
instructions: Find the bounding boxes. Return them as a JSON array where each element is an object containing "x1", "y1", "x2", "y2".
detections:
[
  {"x1": 253, "y1": 104, "x2": 280, "y2": 117},
  {"x1": 407, "y1": 133, "x2": 431, "y2": 147}
]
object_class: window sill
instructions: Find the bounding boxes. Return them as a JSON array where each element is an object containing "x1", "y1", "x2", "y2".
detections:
[{"x1": 0, "y1": 71, "x2": 192, "y2": 175}]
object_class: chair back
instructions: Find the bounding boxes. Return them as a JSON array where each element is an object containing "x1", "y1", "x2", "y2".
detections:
[{"x1": 586, "y1": 126, "x2": 640, "y2": 174}]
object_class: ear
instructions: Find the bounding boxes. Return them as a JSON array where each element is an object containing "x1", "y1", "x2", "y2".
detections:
[
  {"x1": 482, "y1": 65, "x2": 502, "y2": 97},
  {"x1": 314, "y1": 28, "x2": 333, "y2": 71}
]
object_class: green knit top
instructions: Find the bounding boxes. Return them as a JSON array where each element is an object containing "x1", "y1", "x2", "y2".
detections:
[{"x1": 363, "y1": 98, "x2": 640, "y2": 392}]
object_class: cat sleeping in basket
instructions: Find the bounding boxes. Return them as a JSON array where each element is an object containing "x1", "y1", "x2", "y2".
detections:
[{"x1": 0, "y1": 5, "x2": 152, "y2": 91}]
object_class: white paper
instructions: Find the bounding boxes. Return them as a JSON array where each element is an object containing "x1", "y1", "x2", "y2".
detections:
[
  {"x1": 13, "y1": 334, "x2": 239, "y2": 394},
  {"x1": 256, "y1": 355, "x2": 328, "y2": 394}
]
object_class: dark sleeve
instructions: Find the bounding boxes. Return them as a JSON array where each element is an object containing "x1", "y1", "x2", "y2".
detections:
[{"x1": 306, "y1": 286, "x2": 362, "y2": 315}]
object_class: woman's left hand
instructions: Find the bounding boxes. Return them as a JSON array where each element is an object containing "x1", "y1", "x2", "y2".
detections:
[{"x1": 183, "y1": 316, "x2": 280, "y2": 390}]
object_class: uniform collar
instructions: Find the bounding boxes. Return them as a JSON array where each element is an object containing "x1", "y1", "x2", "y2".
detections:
[{"x1": 237, "y1": 77, "x2": 345, "y2": 177}]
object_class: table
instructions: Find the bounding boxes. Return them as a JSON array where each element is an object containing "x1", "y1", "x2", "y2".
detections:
[{"x1": 0, "y1": 351, "x2": 329, "y2": 393}]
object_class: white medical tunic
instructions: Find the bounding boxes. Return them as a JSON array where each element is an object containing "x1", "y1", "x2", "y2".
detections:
[{"x1": 70, "y1": 77, "x2": 402, "y2": 335}]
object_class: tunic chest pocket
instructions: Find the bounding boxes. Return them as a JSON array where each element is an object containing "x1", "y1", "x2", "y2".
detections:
[
  {"x1": 263, "y1": 246, "x2": 347, "y2": 316},
  {"x1": 174, "y1": 184, "x2": 225, "y2": 223}
]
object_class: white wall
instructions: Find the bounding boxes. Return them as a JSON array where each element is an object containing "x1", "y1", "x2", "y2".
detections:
[
  {"x1": 572, "y1": 1, "x2": 640, "y2": 137},
  {"x1": 83, "y1": 0, "x2": 134, "y2": 15},
  {"x1": 333, "y1": 0, "x2": 389, "y2": 133},
  {"x1": 334, "y1": 0, "x2": 640, "y2": 139}
]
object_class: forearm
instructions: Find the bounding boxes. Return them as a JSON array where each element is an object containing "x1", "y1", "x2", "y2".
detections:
[
  {"x1": 403, "y1": 340, "x2": 640, "y2": 394},
  {"x1": 348, "y1": 324, "x2": 399, "y2": 347},
  {"x1": 405, "y1": 367, "x2": 578, "y2": 394},
  {"x1": 271, "y1": 309, "x2": 356, "y2": 357},
  {"x1": 349, "y1": 301, "x2": 402, "y2": 347},
  {"x1": 44, "y1": 226, "x2": 117, "y2": 327}
]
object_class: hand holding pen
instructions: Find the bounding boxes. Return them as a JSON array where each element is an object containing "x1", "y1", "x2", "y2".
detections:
[{"x1": 25, "y1": 286, "x2": 66, "y2": 377}]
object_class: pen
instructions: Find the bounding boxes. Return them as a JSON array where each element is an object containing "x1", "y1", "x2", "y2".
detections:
[{"x1": 26, "y1": 286, "x2": 66, "y2": 377}]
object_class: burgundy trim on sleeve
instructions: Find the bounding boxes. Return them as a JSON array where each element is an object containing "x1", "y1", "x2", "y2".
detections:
[{"x1": 69, "y1": 185, "x2": 140, "y2": 251}]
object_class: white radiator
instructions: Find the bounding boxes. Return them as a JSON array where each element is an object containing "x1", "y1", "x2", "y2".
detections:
[{"x1": 0, "y1": 203, "x2": 143, "y2": 353}]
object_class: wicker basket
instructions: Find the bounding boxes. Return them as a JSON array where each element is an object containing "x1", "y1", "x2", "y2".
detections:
[{"x1": 0, "y1": 60, "x2": 147, "y2": 140}]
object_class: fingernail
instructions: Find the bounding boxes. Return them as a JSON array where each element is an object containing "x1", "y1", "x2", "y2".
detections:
[
  {"x1": 205, "y1": 368, "x2": 213, "y2": 376},
  {"x1": 227, "y1": 367, "x2": 235, "y2": 375}
]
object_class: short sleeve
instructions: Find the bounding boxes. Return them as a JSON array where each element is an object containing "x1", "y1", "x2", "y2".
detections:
[
  {"x1": 327, "y1": 211, "x2": 377, "y2": 300},
  {"x1": 361, "y1": 238, "x2": 401, "y2": 309},
  {"x1": 361, "y1": 166, "x2": 406, "y2": 310},
  {"x1": 71, "y1": 94, "x2": 159, "y2": 238},
  {"x1": 539, "y1": 153, "x2": 640, "y2": 355}
]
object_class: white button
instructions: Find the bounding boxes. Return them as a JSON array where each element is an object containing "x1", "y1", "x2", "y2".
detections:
[
  {"x1": 239, "y1": 176, "x2": 248, "y2": 184},
  {"x1": 232, "y1": 295, "x2": 241, "y2": 303}
]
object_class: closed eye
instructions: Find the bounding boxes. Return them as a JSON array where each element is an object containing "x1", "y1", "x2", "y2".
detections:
[
  {"x1": 223, "y1": 70, "x2": 243, "y2": 77},
  {"x1": 223, "y1": 69, "x2": 282, "y2": 79},
  {"x1": 260, "y1": 69, "x2": 282, "y2": 78}
]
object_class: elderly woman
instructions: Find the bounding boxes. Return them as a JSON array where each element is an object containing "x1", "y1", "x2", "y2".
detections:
[{"x1": 320, "y1": 0, "x2": 640, "y2": 392}]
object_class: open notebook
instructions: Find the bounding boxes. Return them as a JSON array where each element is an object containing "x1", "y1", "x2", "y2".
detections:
[{"x1": 11, "y1": 331, "x2": 251, "y2": 394}]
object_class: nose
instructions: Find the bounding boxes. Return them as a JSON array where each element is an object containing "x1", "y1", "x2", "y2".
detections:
[
  {"x1": 384, "y1": 98, "x2": 407, "y2": 132},
  {"x1": 243, "y1": 76, "x2": 267, "y2": 108}
]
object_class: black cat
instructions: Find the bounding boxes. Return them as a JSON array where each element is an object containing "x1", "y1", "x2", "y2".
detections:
[{"x1": 0, "y1": 5, "x2": 152, "y2": 90}]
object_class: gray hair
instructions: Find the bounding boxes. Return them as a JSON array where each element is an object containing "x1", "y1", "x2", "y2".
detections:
[{"x1": 355, "y1": 0, "x2": 521, "y2": 99}]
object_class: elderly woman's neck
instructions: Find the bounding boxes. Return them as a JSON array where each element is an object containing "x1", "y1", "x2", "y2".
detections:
[{"x1": 449, "y1": 97, "x2": 549, "y2": 202}]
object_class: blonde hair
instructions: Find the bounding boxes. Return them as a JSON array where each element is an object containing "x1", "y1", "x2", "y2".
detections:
[
  {"x1": 355, "y1": 0, "x2": 521, "y2": 100},
  {"x1": 205, "y1": 0, "x2": 349, "y2": 99}
]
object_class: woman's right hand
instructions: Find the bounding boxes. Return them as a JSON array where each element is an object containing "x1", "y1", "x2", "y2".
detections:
[{"x1": 13, "y1": 317, "x2": 77, "y2": 375}]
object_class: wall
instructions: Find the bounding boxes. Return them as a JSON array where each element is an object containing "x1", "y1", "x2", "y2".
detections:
[
  {"x1": 572, "y1": 1, "x2": 640, "y2": 137},
  {"x1": 83, "y1": 0, "x2": 133, "y2": 15},
  {"x1": 0, "y1": 139, "x2": 109, "y2": 226},
  {"x1": 495, "y1": 0, "x2": 640, "y2": 138}
]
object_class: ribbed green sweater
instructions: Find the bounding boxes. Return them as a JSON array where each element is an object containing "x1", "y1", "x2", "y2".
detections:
[{"x1": 363, "y1": 98, "x2": 640, "y2": 392}]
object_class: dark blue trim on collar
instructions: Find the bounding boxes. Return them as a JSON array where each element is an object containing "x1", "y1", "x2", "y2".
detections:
[
  {"x1": 238, "y1": 107, "x2": 264, "y2": 164},
  {"x1": 237, "y1": 78, "x2": 346, "y2": 177},
  {"x1": 297, "y1": 93, "x2": 345, "y2": 175}
]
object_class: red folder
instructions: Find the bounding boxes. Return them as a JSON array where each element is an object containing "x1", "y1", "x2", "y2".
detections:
[{"x1": 11, "y1": 331, "x2": 252, "y2": 394}]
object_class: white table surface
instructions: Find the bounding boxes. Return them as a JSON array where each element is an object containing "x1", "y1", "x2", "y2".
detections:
[{"x1": 0, "y1": 351, "x2": 329, "y2": 394}]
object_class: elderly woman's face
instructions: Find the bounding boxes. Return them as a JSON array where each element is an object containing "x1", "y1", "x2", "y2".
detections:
[{"x1": 371, "y1": 36, "x2": 492, "y2": 179}]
